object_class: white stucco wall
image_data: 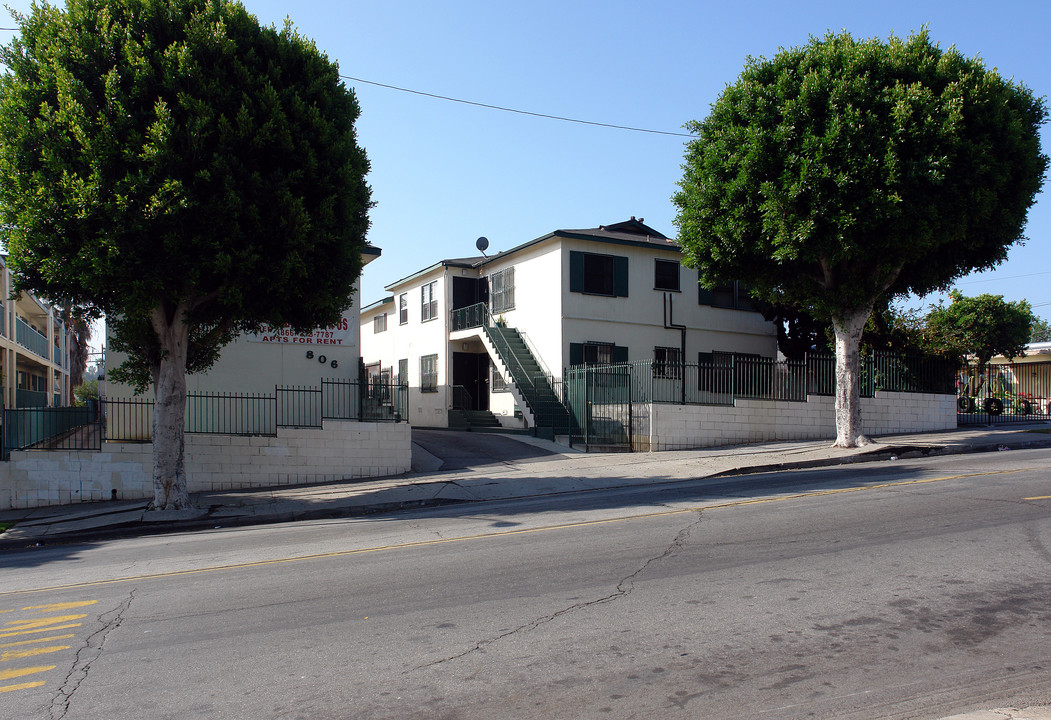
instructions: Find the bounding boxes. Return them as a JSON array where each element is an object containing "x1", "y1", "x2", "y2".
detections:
[
  {"x1": 361, "y1": 267, "x2": 450, "y2": 427},
  {"x1": 106, "y1": 280, "x2": 365, "y2": 399},
  {"x1": 641, "y1": 392, "x2": 957, "y2": 451},
  {"x1": 0, "y1": 421, "x2": 411, "y2": 510}
]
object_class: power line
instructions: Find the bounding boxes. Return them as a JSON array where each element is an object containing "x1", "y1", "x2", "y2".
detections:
[
  {"x1": 341, "y1": 74, "x2": 694, "y2": 138},
  {"x1": 959, "y1": 270, "x2": 1051, "y2": 284}
]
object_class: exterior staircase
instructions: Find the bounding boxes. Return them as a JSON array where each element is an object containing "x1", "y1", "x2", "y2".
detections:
[{"x1": 484, "y1": 324, "x2": 574, "y2": 436}]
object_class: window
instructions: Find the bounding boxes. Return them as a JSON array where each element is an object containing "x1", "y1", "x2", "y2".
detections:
[
  {"x1": 373, "y1": 313, "x2": 387, "y2": 333},
  {"x1": 398, "y1": 358, "x2": 408, "y2": 386},
  {"x1": 569, "y1": 342, "x2": 628, "y2": 366},
  {"x1": 490, "y1": 266, "x2": 515, "y2": 313},
  {"x1": 421, "y1": 281, "x2": 438, "y2": 322},
  {"x1": 699, "y1": 274, "x2": 755, "y2": 310},
  {"x1": 398, "y1": 293, "x2": 408, "y2": 325},
  {"x1": 491, "y1": 361, "x2": 508, "y2": 392},
  {"x1": 735, "y1": 282, "x2": 755, "y2": 311},
  {"x1": 654, "y1": 346, "x2": 683, "y2": 379},
  {"x1": 654, "y1": 259, "x2": 680, "y2": 291},
  {"x1": 569, "y1": 251, "x2": 629, "y2": 297},
  {"x1": 420, "y1": 354, "x2": 438, "y2": 392}
]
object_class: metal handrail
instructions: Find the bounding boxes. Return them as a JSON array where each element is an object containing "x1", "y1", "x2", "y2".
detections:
[
  {"x1": 516, "y1": 329, "x2": 555, "y2": 380},
  {"x1": 451, "y1": 385, "x2": 473, "y2": 411}
]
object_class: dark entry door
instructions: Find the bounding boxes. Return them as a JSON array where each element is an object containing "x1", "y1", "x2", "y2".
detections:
[
  {"x1": 452, "y1": 276, "x2": 488, "y2": 311},
  {"x1": 452, "y1": 352, "x2": 489, "y2": 411}
]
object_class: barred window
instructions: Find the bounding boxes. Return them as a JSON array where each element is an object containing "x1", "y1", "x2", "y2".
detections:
[
  {"x1": 491, "y1": 361, "x2": 508, "y2": 392},
  {"x1": 654, "y1": 346, "x2": 683, "y2": 379},
  {"x1": 491, "y1": 266, "x2": 515, "y2": 313},
  {"x1": 420, "y1": 354, "x2": 438, "y2": 392}
]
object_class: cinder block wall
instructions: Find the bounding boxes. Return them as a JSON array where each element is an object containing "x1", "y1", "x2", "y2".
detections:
[
  {"x1": 646, "y1": 392, "x2": 957, "y2": 451},
  {"x1": 0, "y1": 421, "x2": 411, "y2": 510}
]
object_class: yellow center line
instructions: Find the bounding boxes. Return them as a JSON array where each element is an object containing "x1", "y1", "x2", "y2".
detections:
[
  {"x1": 1024, "y1": 495, "x2": 1051, "y2": 500},
  {"x1": 0, "y1": 466, "x2": 1044, "y2": 598}
]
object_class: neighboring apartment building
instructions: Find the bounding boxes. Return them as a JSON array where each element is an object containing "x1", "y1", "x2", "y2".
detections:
[
  {"x1": 105, "y1": 245, "x2": 382, "y2": 399},
  {"x1": 0, "y1": 255, "x2": 73, "y2": 408},
  {"x1": 360, "y1": 218, "x2": 777, "y2": 429}
]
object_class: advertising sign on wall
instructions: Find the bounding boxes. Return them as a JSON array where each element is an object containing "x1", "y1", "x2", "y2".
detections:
[{"x1": 248, "y1": 318, "x2": 354, "y2": 346}]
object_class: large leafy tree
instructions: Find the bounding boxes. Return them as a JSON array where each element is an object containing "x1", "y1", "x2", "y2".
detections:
[
  {"x1": 924, "y1": 291, "x2": 1035, "y2": 372},
  {"x1": 674, "y1": 30, "x2": 1047, "y2": 447},
  {"x1": 0, "y1": 0, "x2": 372, "y2": 508}
]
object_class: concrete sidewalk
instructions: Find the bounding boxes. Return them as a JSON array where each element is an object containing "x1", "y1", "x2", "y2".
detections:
[{"x1": 2, "y1": 423, "x2": 1050, "y2": 549}]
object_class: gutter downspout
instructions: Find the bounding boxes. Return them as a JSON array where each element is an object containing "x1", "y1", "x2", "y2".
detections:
[{"x1": 664, "y1": 293, "x2": 687, "y2": 405}]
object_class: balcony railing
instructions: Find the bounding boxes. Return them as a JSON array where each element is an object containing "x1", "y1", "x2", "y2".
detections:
[{"x1": 16, "y1": 317, "x2": 50, "y2": 359}]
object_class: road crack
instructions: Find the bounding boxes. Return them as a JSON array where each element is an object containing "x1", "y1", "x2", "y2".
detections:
[
  {"x1": 417, "y1": 512, "x2": 703, "y2": 669},
  {"x1": 49, "y1": 590, "x2": 136, "y2": 720}
]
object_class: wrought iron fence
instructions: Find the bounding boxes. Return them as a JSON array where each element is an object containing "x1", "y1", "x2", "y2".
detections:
[
  {"x1": 563, "y1": 352, "x2": 953, "y2": 410},
  {"x1": 2, "y1": 404, "x2": 100, "y2": 457},
  {"x1": 3, "y1": 380, "x2": 409, "y2": 457}
]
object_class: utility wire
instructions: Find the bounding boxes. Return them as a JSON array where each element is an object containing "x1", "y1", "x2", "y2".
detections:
[
  {"x1": 341, "y1": 74, "x2": 694, "y2": 138},
  {"x1": 959, "y1": 270, "x2": 1051, "y2": 284}
]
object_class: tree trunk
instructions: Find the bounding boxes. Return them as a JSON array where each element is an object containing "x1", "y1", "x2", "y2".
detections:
[
  {"x1": 831, "y1": 308, "x2": 874, "y2": 448},
  {"x1": 151, "y1": 305, "x2": 191, "y2": 510}
]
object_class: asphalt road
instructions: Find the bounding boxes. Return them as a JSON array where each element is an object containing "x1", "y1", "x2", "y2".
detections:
[{"x1": 2, "y1": 449, "x2": 1050, "y2": 719}]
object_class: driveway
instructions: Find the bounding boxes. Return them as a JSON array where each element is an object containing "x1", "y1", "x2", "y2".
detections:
[{"x1": 411, "y1": 429, "x2": 561, "y2": 471}]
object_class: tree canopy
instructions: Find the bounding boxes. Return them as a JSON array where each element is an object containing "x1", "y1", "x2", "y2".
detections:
[
  {"x1": 673, "y1": 29, "x2": 1047, "y2": 446},
  {"x1": 0, "y1": 0, "x2": 372, "y2": 507},
  {"x1": 1032, "y1": 316, "x2": 1051, "y2": 344},
  {"x1": 924, "y1": 290, "x2": 1035, "y2": 370}
]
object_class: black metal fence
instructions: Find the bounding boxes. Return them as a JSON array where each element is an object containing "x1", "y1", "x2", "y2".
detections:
[
  {"x1": 564, "y1": 352, "x2": 953, "y2": 409},
  {"x1": 2, "y1": 380, "x2": 408, "y2": 457},
  {"x1": 956, "y1": 361, "x2": 1051, "y2": 424},
  {"x1": 534, "y1": 352, "x2": 954, "y2": 451}
]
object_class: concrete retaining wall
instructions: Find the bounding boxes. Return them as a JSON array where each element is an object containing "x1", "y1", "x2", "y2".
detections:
[
  {"x1": 643, "y1": 392, "x2": 957, "y2": 451},
  {"x1": 0, "y1": 420, "x2": 411, "y2": 510}
]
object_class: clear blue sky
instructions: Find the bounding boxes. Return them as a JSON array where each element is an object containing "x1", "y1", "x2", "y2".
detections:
[{"x1": 4, "y1": 0, "x2": 1050, "y2": 337}]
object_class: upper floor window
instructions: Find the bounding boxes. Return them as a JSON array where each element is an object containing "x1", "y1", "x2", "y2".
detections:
[
  {"x1": 421, "y1": 281, "x2": 438, "y2": 322},
  {"x1": 398, "y1": 293, "x2": 408, "y2": 325},
  {"x1": 569, "y1": 251, "x2": 629, "y2": 297},
  {"x1": 699, "y1": 276, "x2": 755, "y2": 311},
  {"x1": 373, "y1": 313, "x2": 387, "y2": 334},
  {"x1": 490, "y1": 266, "x2": 515, "y2": 314},
  {"x1": 654, "y1": 259, "x2": 680, "y2": 292}
]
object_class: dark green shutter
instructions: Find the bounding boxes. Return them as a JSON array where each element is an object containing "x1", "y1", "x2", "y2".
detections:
[
  {"x1": 569, "y1": 251, "x2": 584, "y2": 293},
  {"x1": 698, "y1": 283, "x2": 713, "y2": 305},
  {"x1": 612, "y1": 345, "x2": 628, "y2": 363},
  {"x1": 614, "y1": 256, "x2": 629, "y2": 297},
  {"x1": 569, "y1": 343, "x2": 584, "y2": 366}
]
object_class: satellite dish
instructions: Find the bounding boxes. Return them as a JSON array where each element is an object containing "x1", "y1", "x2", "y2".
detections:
[{"x1": 475, "y1": 236, "x2": 489, "y2": 256}]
